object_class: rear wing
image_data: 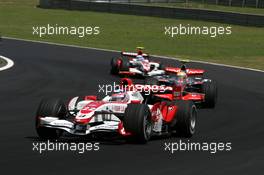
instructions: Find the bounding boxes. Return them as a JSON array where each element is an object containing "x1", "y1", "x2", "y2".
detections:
[
  {"x1": 121, "y1": 52, "x2": 149, "y2": 58},
  {"x1": 165, "y1": 67, "x2": 205, "y2": 76}
]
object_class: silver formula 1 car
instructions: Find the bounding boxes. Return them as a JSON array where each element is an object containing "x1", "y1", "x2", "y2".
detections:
[
  {"x1": 146, "y1": 61, "x2": 217, "y2": 108},
  {"x1": 110, "y1": 51, "x2": 165, "y2": 77}
]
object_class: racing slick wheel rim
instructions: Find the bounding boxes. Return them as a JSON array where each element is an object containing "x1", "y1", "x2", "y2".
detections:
[
  {"x1": 190, "y1": 106, "x2": 196, "y2": 134},
  {"x1": 143, "y1": 113, "x2": 152, "y2": 140}
]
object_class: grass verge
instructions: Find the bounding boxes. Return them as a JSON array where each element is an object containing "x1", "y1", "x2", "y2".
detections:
[{"x1": 0, "y1": 0, "x2": 263, "y2": 70}]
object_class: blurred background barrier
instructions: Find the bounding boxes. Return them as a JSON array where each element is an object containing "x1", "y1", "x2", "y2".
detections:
[
  {"x1": 40, "y1": 0, "x2": 264, "y2": 8},
  {"x1": 39, "y1": 0, "x2": 264, "y2": 26}
]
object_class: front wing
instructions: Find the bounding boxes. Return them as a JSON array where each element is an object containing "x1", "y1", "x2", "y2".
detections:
[{"x1": 39, "y1": 116, "x2": 121, "y2": 136}]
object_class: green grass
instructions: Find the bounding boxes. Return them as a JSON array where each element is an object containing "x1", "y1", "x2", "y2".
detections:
[
  {"x1": 0, "y1": 0, "x2": 264, "y2": 70},
  {"x1": 139, "y1": 2, "x2": 264, "y2": 15}
]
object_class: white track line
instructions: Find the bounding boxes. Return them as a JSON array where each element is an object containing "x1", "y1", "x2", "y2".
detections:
[
  {"x1": 3, "y1": 36, "x2": 264, "y2": 73},
  {"x1": 0, "y1": 55, "x2": 14, "y2": 71}
]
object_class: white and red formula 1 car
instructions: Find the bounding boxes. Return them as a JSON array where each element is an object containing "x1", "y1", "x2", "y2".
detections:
[
  {"x1": 35, "y1": 79, "x2": 197, "y2": 143},
  {"x1": 110, "y1": 51, "x2": 166, "y2": 77}
]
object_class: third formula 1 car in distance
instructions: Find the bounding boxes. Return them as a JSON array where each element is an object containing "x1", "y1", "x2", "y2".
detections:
[{"x1": 110, "y1": 47, "x2": 166, "y2": 77}]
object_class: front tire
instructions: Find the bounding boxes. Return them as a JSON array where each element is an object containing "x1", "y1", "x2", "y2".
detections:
[
  {"x1": 173, "y1": 100, "x2": 197, "y2": 138},
  {"x1": 35, "y1": 98, "x2": 67, "y2": 139},
  {"x1": 123, "y1": 104, "x2": 152, "y2": 143},
  {"x1": 110, "y1": 57, "x2": 120, "y2": 75},
  {"x1": 202, "y1": 80, "x2": 217, "y2": 108}
]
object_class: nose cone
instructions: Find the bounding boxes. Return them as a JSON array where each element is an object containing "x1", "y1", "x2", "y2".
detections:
[{"x1": 81, "y1": 101, "x2": 105, "y2": 113}]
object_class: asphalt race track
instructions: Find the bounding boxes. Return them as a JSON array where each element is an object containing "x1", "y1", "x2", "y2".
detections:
[{"x1": 0, "y1": 38, "x2": 263, "y2": 175}]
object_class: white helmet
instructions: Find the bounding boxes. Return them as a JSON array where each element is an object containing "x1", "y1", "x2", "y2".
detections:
[{"x1": 136, "y1": 55, "x2": 144, "y2": 61}]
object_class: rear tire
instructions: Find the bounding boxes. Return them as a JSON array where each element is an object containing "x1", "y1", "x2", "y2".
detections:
[
  {"x1": 35, "y1": 98, "x2": 67, "y2": 139},
  {"x1": 173, "y1": 100, "x2": 197, "y2": 138},
  {"x1": 120, "y1": 58, "x2": 130, "y2": 71},
  {"x1": 202, "y1": 81, "x2": 217, "y2": 108},
  {"x1": 123, "y1": 104, "x2": 152, "y2": 143}
]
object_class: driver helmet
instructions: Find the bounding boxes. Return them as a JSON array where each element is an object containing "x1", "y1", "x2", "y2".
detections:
[
  {"x1": 136, "y1": 55, "x2": 145, "y2": 61},
  {"x1": 177, "y1": 71, "x2": 187, "y2": 79},
  {"x1": 111, "y1": 93, "x2": 126, "y2": 102}
]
